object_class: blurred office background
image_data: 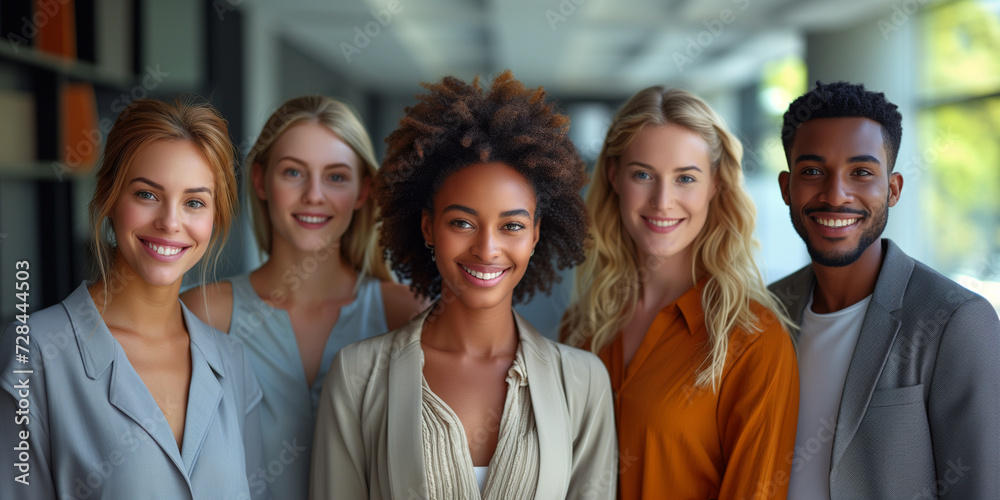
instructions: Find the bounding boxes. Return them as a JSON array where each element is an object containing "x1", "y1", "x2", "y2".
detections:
[{"x1": 1, "y1": 0, "x2": 998, "y2": 336}]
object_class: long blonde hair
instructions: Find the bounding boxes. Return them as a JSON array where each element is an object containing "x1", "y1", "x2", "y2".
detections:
[
  {"x1": 563, "y1": 87, "x2": 793, "y2": 390},
  {"x1": 245, "y1": 95, "x2": 391, "y2": 282},
  {"x1": 89, "y1": 97, "x2": 237, "y2": 295}
]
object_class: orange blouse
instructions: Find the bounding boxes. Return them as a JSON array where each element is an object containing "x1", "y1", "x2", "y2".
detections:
[{"x1": 599, "y1": 283, "x2": 799, "y2": 500}]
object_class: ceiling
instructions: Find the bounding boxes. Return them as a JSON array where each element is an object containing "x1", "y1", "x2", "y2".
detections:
[{"x1": 244, "y1": 0, "x2": 906, "y2": 98}]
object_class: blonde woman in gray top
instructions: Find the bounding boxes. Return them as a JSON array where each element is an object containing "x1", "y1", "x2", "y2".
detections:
[
  {"x1": 310, "y1": 72, "x2": 616, "y2": 499},
  {"x1": 182, "y1": 96, "x2": 425, "y2": 500}
]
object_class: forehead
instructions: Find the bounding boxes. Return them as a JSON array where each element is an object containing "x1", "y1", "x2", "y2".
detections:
[
  {"x1": 126, "y1": 139, "x2": 215, "y2": 186},
  {"x1": 791, "y1": 117, "x2": 887, "y2": 161},
  {"x1": 622, "y1": 124, "x2": 711, "y2": 166},
  {"x1": 270, "y1": 122, "x2": 359, "y2": 166},
  {"x1": 434, "y1": 162, "x2": 536, "y2": 211}
]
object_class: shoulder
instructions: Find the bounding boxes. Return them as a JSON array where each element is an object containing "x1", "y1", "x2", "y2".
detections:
[
  {"x1": 379, "y1": 281, "x2": 430, "y2": 331},
  {"x1": 539, "y1": 337, "x2": 612, "y2": 398},
  {"x1": 768, "y1": 264, "x2": 813, "y2": 309},
  {"x1": 180, "y1": 280, "x2": 234, "y2": 333},
  {"x1": 729, "y1": 300, "x2": 796, "y2": 365},
  {"x1": 333, "y1": 327, "x2": 407, "y2": 379}
]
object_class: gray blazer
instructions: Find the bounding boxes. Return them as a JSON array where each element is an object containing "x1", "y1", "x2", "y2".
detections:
[
  {"x1": 309, "y1": 306, "x2": 617, "y2": 499},
  {"x1": 769, "y1": 239, "x2": 1000, "y2": 499},
  {"x1": 0, "y1": 283, "x2": 269, "y2": 500}
]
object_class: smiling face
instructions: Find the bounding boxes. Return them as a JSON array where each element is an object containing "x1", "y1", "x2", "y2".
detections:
[
  {"x1": 610, "y1": 123, "x2": 716, "y2": 268},
  {"x1": 421, "y1": 162, "x2": 540, "y2": 311},
  {"x1": 253, "y1": 122, "x2": 369, "y2": 255},
  {"x1": 111, "y1": 139, "x2": 216, "y2": 287},
  {"x1": 779, "y1": 117, "x2": 903, "y2": 267}
]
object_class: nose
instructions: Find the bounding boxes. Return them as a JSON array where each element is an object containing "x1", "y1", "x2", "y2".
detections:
[
  {"x1": 471, "y1": 228, "x2": 501, "y2": 261},
  {"x1": 155, "y1": 203, "x2": 181, "y2": 233},
  {"x1": 649, "y1": 179, "x2": 675, "y2": 210},
  {"x1": 302, "y1": 175, "x2": 324, "y2": 204},
  {"x1": 818, "y1": 174, "x2": 853, "y2": 206}
]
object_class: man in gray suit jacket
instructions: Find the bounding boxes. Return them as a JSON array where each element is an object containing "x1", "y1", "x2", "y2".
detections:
[{"x1": 769, "y1": 81, "x2": 1000, "y2": 499}]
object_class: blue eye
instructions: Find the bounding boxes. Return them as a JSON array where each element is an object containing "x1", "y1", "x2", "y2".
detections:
[
  {"x1": 284, "y1": 168, "x2": 301, "y2": 178},
  {"x1": 186, "y1": 199, "x2": 206, "y2": 209},
  {"x1": 678, "y1": 175, "x2": 696, "y2": 183},
  {"x1": 329, "y1": 173, "x2": 346, "y2": 182},
  {"x1": 633, "y1": 171, "x2": 653, "y2": 181},
  {"x1": 137, "y1": 191, "x2": 155, "y2": 200}
]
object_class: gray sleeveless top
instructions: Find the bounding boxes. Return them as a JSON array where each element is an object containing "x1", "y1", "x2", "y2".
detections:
[{"x1": 225, "y1": 272, "x2": 388, "y2": 500}]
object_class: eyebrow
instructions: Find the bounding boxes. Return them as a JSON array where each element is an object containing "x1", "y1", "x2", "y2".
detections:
[
  {"x1": 442, "y1": 204, "x2": 532, "y2": 219},
  {"x1": 793, "y1": 154, "x2": 881, "y2": 165},
  {"x1": 130, "y1": 177, "x2": 213, "y2": 195},
  {"x1": 274, "y1": 156, "x2": 352, "y2": 169},
  {"x1": 627, "y1": 161, "x2": 704, "y2": 172}
]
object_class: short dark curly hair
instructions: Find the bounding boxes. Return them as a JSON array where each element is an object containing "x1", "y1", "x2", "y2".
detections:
[
  {"x1": 375, "y1": 70, "x2": 589, "y2": 304},
  {"x1": 781, "y1": 81, "x2": 903, "y2": 171}
]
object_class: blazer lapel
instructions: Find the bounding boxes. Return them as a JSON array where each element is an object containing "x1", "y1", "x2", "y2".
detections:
[
  {"x1": 65, "y1": 284, "x2": 189, "y2": 480},
  {"x1": 831, "y1": 240, "x2": 913, "y2": 468},
  {"x1": 178, "y1": 305, "x2": 224, "y2": 474},
  {"x1": 515, "y1": 311, "x2": 571, "y2": 499},
  {"x1": 387, "y1": 310, "x2": 429, "y2": 498}
]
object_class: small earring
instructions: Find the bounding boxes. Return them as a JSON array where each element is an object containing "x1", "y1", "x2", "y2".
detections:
[
  {"x1": 530, "y1": 248, "x2": 535, "y2": 257},
  {"x1": 425, "y1": 241, "x2": 435, "y2": 262}
]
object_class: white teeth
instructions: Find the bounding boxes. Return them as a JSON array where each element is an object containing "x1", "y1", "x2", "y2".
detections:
[
  {"x1": 462, "y1": 265, "x2": 504, "y2": 280},
  {"x1": 143, "y1": 240, "x2": 182, "y2": 256},
  {"x1": 816, "y1": 218, "x2": 859, "y2": 228},
  {"x1": 296, "y1": 215, "x2": 329, "y2": 224},
  {"x1": 646, "y1": 218, "x2": 680, "y2": 228}
]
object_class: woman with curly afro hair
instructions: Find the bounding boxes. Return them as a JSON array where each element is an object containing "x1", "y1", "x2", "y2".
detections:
[{"x1": 310, "y1": 71, "x2": 616, "y2": 500}]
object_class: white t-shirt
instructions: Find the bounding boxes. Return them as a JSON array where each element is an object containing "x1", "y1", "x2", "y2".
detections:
[
  {"x1": 474, "y1": 466, "x2": 488, "y2": 493},
  {"x1": 787, "y1": 290, "x2": 872, "y2": 500}
]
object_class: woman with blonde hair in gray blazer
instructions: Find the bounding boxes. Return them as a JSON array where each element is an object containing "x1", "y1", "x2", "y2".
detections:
[{"x1": 310, "y1": 71, "x2": 616, "y2": 499}]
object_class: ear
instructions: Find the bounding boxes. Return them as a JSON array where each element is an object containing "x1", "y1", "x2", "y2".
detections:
[
  {"x1": 354, "y1": 175, "x2": 371, "y2": 211},
  {"x1": 887, "y1": 171, "x2": 903, "y2": 207},
  {"x1": 778, "y1": 171, "x2": 791, "y2": 206},
  {"x1": 421, "y1": 209, "x2": 433, "y2": 246},
  {"x1": 607, "y1": 157, "x2": 620, "y2": 194},
  {"x1": 251, "y1": 163, "x2": 267, "y2": 201}
]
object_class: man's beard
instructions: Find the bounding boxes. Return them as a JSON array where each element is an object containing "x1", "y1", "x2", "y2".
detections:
[{"x1": 790, "y1": 198, "x2": 888, "y2": 267}]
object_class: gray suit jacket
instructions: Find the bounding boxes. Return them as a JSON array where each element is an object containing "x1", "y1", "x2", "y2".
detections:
[
  {"x1": 309, "y1": 306, "x2": 617, "y2": 499},
  {"x1": 769, "y1": 239, "x2": 1000, "y2": 499}
]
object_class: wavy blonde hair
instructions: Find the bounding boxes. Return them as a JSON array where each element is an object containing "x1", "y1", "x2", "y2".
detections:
[
  {"x1": 562, "y1": 87, "x2": 793, "y2": 390},
  {"x1": 246, "y1": 95, "x2": 391, "y2": 282},
  {"x1": 89, "y1": 97, "x2": 237, "y2": 296}
]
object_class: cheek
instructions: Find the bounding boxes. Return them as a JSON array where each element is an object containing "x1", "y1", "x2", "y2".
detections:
[{"x1": 190, "y1": 210, "x2": 216, "y2": 245}]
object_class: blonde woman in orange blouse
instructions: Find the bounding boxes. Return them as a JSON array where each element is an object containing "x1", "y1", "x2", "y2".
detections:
[{"x1": 562, "y1": 87, "x2": 799, "y2": 499}]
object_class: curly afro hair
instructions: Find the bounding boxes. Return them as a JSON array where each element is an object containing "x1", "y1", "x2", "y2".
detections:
[
  {"x1": 781, "y1": 81, "x2": 903, "y2": 170},
  {"x1": 376, "y1": 70, "x2": 589, "y2": 304}
]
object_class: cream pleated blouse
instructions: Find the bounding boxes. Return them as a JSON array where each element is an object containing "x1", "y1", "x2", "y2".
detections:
[{"x1": 420, "y1": 347, "x2": 539, "y2": 500}]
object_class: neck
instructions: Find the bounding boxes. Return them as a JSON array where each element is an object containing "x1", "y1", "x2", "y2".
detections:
[
  {"x1": 88, "y1": 254, "x2": 184, "y2": 337},
  {"x1": 636, "y1": 246, "x2": 698, "y2": 310},
  {"x1": 421, "y1": 287, "x2": 518, "y2": 358},
  {"x1": 810, "y1": 239, "x2": 885, "y2": 314},
  {"x1": 254, "y1": 236, "x2": 358, "y2": 306}
]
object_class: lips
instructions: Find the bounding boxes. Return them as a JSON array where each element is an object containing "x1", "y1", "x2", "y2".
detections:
[
  {"x1": 293, "y1": 213, "x2": 333, "y2": 227},
  {"x1": 138, "y1": 237, "x2": 190, "y2": 262},
  {"x1": 459, "y1": 263, "x2": 510, "y2": 287},
  {"x1": 642, "y1": 216, "x2": 683, "y2": 233}
]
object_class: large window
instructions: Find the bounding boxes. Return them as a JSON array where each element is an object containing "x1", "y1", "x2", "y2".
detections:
[{"x1": 919, "y1": 0, "x2": 1000, "y2": 307}]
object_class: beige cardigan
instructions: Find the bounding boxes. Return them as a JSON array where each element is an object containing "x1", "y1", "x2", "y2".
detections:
[{"x1": 309, "y1": 307, "x2": 617, "y2": 499}]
